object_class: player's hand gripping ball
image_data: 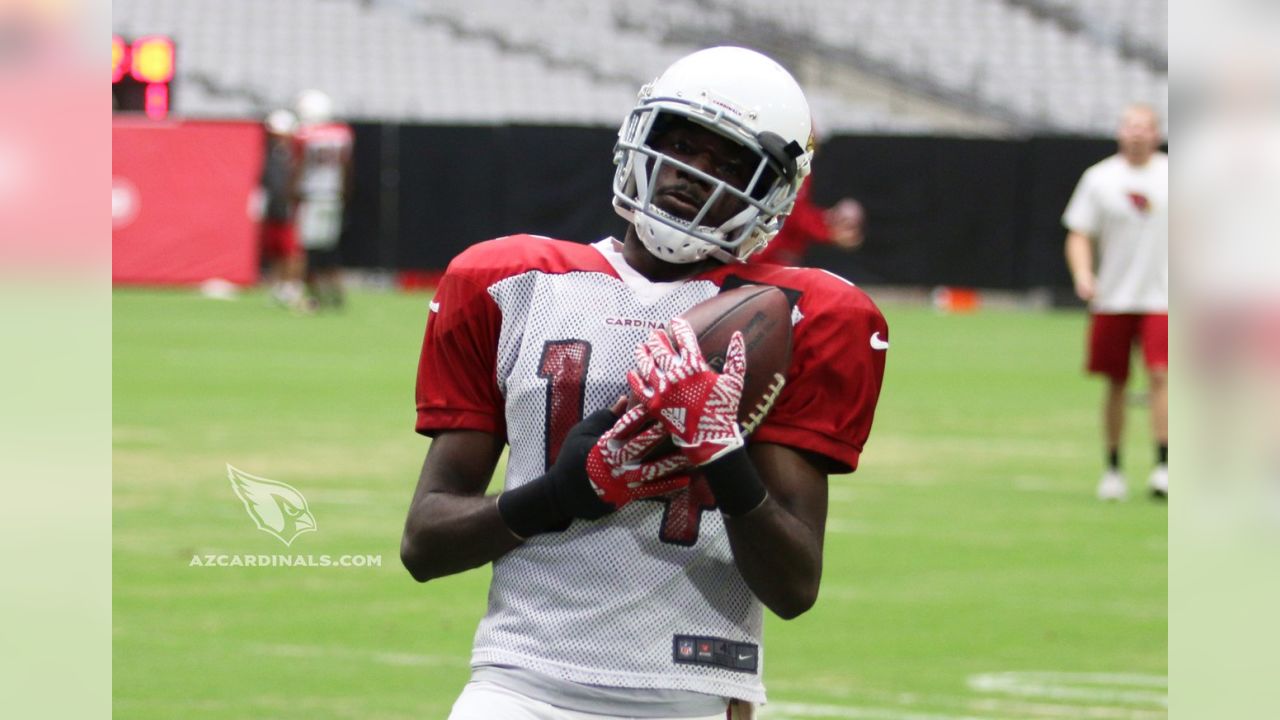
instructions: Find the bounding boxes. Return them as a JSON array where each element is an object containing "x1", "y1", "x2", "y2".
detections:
[
  {"x1": 629, "y1": 317, "x2": 749, "y2": 467},
  {"x1": 584, "y1": 403, "x2": 695, "y2": 508},
  {"x1": 625, "y1": 285, "x2": 793, "y2": 460}
]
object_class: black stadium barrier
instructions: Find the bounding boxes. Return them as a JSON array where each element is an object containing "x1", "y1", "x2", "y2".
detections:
[{"x1": 339, "y1": 123, "x2": 1118, "y2": 293}]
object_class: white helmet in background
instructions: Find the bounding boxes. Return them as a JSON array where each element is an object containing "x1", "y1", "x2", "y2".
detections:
[
  {"x1": 612, "y1": 46, "x2": 814, "y2": 264},
  {"x1": 295, "y1": 89, "x2": 334, "y2": 126},
  {"x1": 265, "y1": 109, "x2": 297, "y2": 135}
]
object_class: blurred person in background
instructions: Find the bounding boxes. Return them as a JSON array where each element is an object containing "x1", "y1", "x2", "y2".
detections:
[
  {"x1": 257, "y1": 109, "x2": 307, "y2": 310},
  {"x1": 748, "y1": 131, "x2": 864, "y2": 266},
  {"x1": 1063, "y1": 103, "x2": 1168, "y2": 501},
  {"x1": 291, "y1": 89, "x2": 353, "y2": 310},
  {"x1": 401, "y1": 47, "x2": 887, "y2": 719}
]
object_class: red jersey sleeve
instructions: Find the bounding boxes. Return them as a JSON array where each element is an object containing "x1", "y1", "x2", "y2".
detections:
[
  {"x1": 751, "y1": 279, "x2": 888, "y2": 473},
  {"x1": 414, "y1": 269, "x2": 506, "y2": 438}
]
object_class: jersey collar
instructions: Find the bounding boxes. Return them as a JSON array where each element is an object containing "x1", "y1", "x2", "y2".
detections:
[{"x1": 591, "y1": 238, "x2": 703, "y2": 304}]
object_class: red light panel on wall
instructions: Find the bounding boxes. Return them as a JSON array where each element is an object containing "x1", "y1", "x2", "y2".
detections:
[
  {"x1": 114, "y1": 34, "x2": 176, "y2": 117},
  {"x1": 112, "y1": 35, "x2": 128, "y2": 83},
  {"x1": 130, "y1": 36, "x2": 175, "y2": 84}
]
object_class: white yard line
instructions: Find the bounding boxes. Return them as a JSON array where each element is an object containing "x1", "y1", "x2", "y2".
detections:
[
  {"x1": 766, "y1": 671, "x2": 1167, "y2": 720},
  {"x1": 967, "y1": 672, "x2": 1167, "y2": 706},
  {"x1": 247, "y1": 642, "x2": 458, "y2": 667}
]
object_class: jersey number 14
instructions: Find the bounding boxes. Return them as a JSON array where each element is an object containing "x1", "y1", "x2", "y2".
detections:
[{"x1": 538, "y1": 340, "x2": 716, "y2": 546}]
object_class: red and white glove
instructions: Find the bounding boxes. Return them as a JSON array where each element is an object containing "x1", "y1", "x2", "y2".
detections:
[
  {"x1": 628, "y1": 317, "x2": 747, "y2": 467},
  {"x1": 585, "y1": 404, "x2": 694, "y2": 509}
]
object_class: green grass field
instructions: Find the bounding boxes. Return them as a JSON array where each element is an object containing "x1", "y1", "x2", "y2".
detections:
[{"x1": 113, "y1": 288, "x2": 1166, "y2": 719}]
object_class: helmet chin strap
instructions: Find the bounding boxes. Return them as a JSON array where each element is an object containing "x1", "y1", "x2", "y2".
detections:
[{"x1": 634, "y1": 212, "x2": 716, "y2": 264}]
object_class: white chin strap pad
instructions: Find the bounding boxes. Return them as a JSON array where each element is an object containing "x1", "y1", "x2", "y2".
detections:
[{"x1": 634, "y1": 212, "x2": 717, "y2": 264}]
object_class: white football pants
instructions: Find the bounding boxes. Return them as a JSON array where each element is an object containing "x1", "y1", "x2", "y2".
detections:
[{"x1": 447, "y1": 680, "x2": 756, "y2": 720}]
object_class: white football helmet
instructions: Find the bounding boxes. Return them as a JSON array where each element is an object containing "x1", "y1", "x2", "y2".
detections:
[
  {"x1": 295, "y1": 89, "x2": 334, "y2": 126},
  {"x1": 613, "y1": 47, "x2": 814, "y2": 264},
  {"x1": 265, "y1": 109, "x2": 297, "y2": 135}
]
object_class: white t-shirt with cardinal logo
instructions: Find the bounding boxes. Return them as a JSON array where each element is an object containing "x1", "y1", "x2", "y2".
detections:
[{"x1": 1063, "y1": 152, "x2": 1169, "y2": 313}]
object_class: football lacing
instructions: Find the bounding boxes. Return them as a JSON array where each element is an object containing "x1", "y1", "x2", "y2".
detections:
[{"x1": 742, "y1": 372, "x2": 786, "y2": 435}]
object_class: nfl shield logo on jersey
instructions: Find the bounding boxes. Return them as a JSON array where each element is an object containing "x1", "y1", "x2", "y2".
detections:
[{"x1": 677, "y1": 638, "x2": 695, "y2": 659}]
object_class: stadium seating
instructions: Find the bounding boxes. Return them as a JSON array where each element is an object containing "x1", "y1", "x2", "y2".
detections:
[
  {"x1": 660, "y1": 0, "x2": 1167, "y2": 134},
  {"x1": 112, "y1": 0, "x2": 1167, "y2": 135},
  {"x1": 1031, "y1": 0, "x2": 1168, "y2": 59},
  {"x1": 114, "y1": 0, "x2": 632, "y2": 123}
]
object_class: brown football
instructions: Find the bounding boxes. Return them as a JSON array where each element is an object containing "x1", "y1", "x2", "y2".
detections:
[{"x1": 630, "y1": 284, "x2": 792, "y2": 437}]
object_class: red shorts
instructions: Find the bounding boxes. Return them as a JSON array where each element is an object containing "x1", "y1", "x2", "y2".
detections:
[
  {"x1": 260, "y1": 220, "x2": 301, "y2": 261},
  {"x1": 1087, "y1": 313, "x2": 1169, "y2": 383}
]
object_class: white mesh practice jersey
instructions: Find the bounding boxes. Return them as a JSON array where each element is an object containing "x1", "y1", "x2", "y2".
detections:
[
  {"x1": 292, "y1": 123, "x2": 352, "y2": 200},
  {"x1": 415, "y1": 236, "x2": 888, "y2": 703}
]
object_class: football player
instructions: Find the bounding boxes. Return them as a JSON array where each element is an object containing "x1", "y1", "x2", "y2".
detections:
[
  {"x1": 257, "y1": 109, "x2": 306, "y2": 309},
  {"x1": 402, "y1": 47, "x2": 888, "y2": 719},
  {"x1": 291, "y1": 89, "x2": 353, "y2": 309}
]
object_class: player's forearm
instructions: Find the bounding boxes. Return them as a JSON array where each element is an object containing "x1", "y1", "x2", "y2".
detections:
[
  {"x1": 701, "y1": 449, "x2": 823, "y2": 619},
  {"x1": 724, "y1": 500, "x2": 823, "y2": 619},
  {"x1": 400, "y1": 492, "x2": 521, "y2": 582}
]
